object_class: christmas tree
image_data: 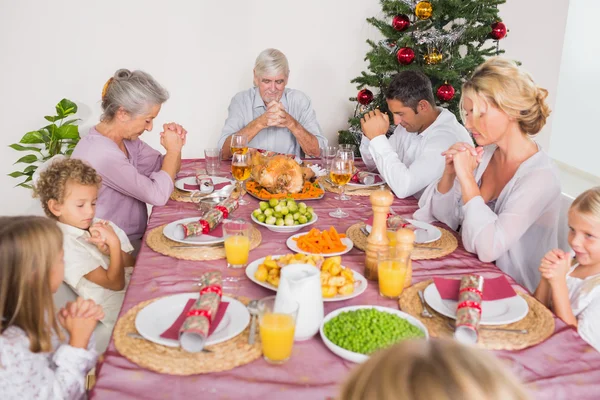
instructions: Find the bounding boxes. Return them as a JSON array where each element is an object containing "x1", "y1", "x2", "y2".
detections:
[{"x1": 339, "y1": 0, "x2": 508, "y2": 148}]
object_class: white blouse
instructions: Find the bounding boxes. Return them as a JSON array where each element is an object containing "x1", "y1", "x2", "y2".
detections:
[
  {"x1": 360, "y1": 108, "x2": 471, "y2": 199},
  {"x1": 567, "y1": 265, "x2": 600, "y2": 352},
  {"x1": 57, "y1": 219, "x2": 134, "y2": 328},
  {"x1": 413, "y1": 144, "x2": 561, "y2": 292},
  {"x1": 0, "y1": 326, "x2": 97, "y2": 400}
]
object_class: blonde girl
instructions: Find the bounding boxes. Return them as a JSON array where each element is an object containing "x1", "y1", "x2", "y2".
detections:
[
  {"x1": 339, "y1": 338, "x2": 529, "y2": 400},
  {"x1": 534, "y1": 187, "x2": 600, "y2": 351},
  {"x1": 0, "y1": 216, "x2": 104, "y2": 399}
]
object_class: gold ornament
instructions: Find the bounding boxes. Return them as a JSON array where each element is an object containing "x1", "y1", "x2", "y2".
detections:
[
  {"x1": 415, "y1": 1, "x2": 433, "y2": 20},
  {"x1": 424, "y1": 49, "x2": 443, "y2": 65}
]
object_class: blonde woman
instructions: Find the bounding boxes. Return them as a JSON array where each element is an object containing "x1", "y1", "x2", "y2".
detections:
[
  {"x1": 339, "y1": 339, "x2": 529, "y2": 400},
  {"x1": 535, "y1": 187, "x2": 600, "y2": 351},
  {"x1": 0, "y1": 216, "x2": 104, "y2": 399},
  {"x1": 414, "y1": 57, "x2": 560, "y2": 291}
]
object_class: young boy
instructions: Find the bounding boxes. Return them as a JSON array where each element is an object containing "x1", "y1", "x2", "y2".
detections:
[{"x1": 33, "y1": 157, "x2": 135, "y2": 330}]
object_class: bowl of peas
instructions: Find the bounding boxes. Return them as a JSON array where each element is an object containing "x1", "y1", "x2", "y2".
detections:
[{"x1": 320, "y1": 305, "x2": 428, "y2": 363}]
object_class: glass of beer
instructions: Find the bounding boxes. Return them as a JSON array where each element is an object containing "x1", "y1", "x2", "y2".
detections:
[
  {"x1": 231, "y1": 152, "x2": 251, "y2": 205},
  {"x1": 230, "y1": 133, "x2": 249, "y2": 156},
  {"x1": 329, "y1": 153, "x2": 353, "y2": 218},
  {"x1": 334, "y1": 149, "x2": 354, "y2": 202}
]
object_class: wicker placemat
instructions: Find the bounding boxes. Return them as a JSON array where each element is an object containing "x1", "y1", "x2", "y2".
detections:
[
  {"x1": 398, "y1": 280, "x2": 555, "y2": 351},
  {"x1": 320, "y1": 178, "x2": 390, "y2": 197},
  {"x1": 146, "y1": 225, "x2": 262, "y2": 261},
  {"x1": 170, "y1": 188, "x2": 195, "y2": 203},
  {"x1": 346, "y1": 223, "x2": 458, "y2": 260},
  {"x1": 113, "y1": 295, "x2": 261, "y2": 375}
]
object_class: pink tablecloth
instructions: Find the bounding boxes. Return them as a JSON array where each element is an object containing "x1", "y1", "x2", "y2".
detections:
[{"x1": 91, "y1": 159, "x2": 600, "y2": 400}]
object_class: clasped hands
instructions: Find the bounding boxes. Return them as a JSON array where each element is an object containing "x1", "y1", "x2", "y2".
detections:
[
  {"x1": 160, "y1": 122, "x2": 187, "y2": 152},
  {"x1": 263, "y1": 101, "x2": 296, "y2": 129},
  {"x1": 360, "y1": 109, "x2": 389, "y2": 140},
  {"x1": 442, "y1": 142, "x2": 485, "y2": 182},
  {"x1": 58, "y1": 297, "x2": 104, "y2": 347},
  {"x1": 539, "y1": 249, "x2": 572, "y2": 286},
  {"x1": 86, "y1": 220, "x2": 119, "y2": 256}
]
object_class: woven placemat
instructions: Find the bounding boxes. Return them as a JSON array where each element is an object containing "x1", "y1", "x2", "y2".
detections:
[
  {"x1": 146, "y1": 225, "x2": 262, "y2": 261},
  {"x1": 398, "y1": 280, "x2": 555, "y2": 351},
  {"x1": 170, "y1": 188, "x2": 195, "y2": 203},
  {"x1": 346, "y1": 223, "x2": 458, "y2": 260},
  {"x1": 113, "y1": 295, "x2": 261, "y2": 375},
  {"x1": 320, "y1": 178, "x2": 390, "y2": 197}
]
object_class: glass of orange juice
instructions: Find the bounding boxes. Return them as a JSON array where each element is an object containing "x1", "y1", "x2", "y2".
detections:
[
  {"x1": 377, "y1": 248, "x2": 409, "y2": 299},
  {"x1": 223, "y1": 219, "x2": 251, "y2": 269},
  {"x1": 258, "y1": 296, "x2": 299, "y2": 364}
]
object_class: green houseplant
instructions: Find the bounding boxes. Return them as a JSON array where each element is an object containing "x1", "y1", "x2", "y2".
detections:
[{"x1": 9, "y1": 98, "x2": 81, "y2": 188}]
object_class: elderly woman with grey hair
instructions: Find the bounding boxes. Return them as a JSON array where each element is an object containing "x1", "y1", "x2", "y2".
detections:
[
  {"x1": 72, "y1": 69, "x2": 187, "y2": 246},
  {"x1": 218, "y1": 48, "x2": 327, "y2": 158}
]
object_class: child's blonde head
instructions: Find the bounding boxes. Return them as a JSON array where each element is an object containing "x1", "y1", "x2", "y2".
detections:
[
  {"x1": 571, "y1": 187, "x2": 600, "y2": 223},
  {"x1": 33, "y1": 158, "x2": 101, "y2": 219},
  {"x1": 339, "y1": 339, "x2": 529, "y2": 400},
  {"x1": 0, "y1": 216, "x2": 64, "y2": 353}
]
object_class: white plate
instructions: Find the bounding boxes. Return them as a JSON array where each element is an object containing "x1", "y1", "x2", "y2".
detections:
[
  {"x1": 245, "y1": 255, "x2": 368, "y2": 302},
  {"x1": 366, "y1": 219, "x2": 441, "y2": 244},
  {"x1": 163, "y1": 217, "x2": 225, "y2": 245},
  {"x1": 286, "y1": 232, "x2": 354, "y2": 257},
  {"x1": 175, "y1": 176, "x2": 233, "y2": 193},
  {"x1": 422, "y1": 283, "x2": 529, "y2": 326},
  {"x1": 251, "y1": 213, "x2": 318, "y2": 233},
  {"x1": 135, "y1": 293, "x2": 250, "y2": 348},
  {"x1": 320, "y1": 305, "x2": 429, "y2": 363}
]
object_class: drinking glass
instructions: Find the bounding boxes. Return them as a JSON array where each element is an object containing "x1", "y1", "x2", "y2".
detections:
[
  {"x1": 334, "y1": 149, "x2": 355, "y2": 201},
  {"x1": 258, "y1": 295, "x2": 299, "y2": 364},
  {"x1": 320, "y1": 145, "x2": 337, "y2": 173},
  {"x1": 223, "y1": 219, "x2": 251, "y2": 269},
  {"x1": 231, "y1": 152, "x2": 251, "y2": 206},
  {"x1": 338, "y1": 143, "x2": 356, "y2": 154},
  {"x1": 230, "y1": 133, "x2": 249, "y2": 156},
  {"x1": 377, "y1": 247, "x2": 410, "y2": 299},
  {"x1": 204, "y1": 148, "x2": 221, "y2": 175},
  {"x1": 329, "y1": 154, "x2": 353, "y2": 218}
]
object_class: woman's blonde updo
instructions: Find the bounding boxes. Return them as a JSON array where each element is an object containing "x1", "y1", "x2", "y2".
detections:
[
  {"x1": 100, "y1": 69, "x2": 169, "y2": 121},
  {"x1": 461, "y1": 57, "x2": 551, "y2": 135}
]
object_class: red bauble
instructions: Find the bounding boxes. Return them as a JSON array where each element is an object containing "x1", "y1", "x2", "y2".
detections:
[
  {"x1": 357, "y1": 89, "x2": 374, "y2": 105},
  {"x1": 437, "y1": 83, "x2": 455, "y2": 102},
  {"x1": 490, "y1": 21, "x2": 507, "y2": 40},
  {"x1": 397, "y1": 47, "x2": 415, "y2": 65},
  {"x1": 392, "y1": 14, "x2": 410, "y2": 32}
]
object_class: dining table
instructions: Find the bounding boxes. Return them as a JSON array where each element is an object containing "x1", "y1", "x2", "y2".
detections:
[{"x1": 90, "y1": 159, "x2": 600, "y2": 400}]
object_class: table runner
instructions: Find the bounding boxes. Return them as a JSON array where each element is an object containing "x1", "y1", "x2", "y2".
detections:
[{"x1": 91, "y1": 159, "x2": 600, "y2": 400}]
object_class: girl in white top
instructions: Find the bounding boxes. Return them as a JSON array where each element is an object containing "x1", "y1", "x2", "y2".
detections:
[
  {"x1": 535, "y1": 187, "x2": 600, "y2": 352},
  {"x1": 34, "y1": 157, "x2": 136, "y2": 330},
  {"x1": 414, "y1": 57, "x2": 560, "y2": 292},
  {"x1": 0, "y1": 216, "x2": 104, "y2": 399}
]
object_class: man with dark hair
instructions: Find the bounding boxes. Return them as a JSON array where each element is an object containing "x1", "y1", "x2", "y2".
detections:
[{"x1": 360, "y1": 70, "x2": 471, "y2": 199}]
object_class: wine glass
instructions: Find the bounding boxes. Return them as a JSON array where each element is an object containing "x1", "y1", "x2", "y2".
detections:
[
  {"x1": 231, "y1": 152, "x2": 251, "y2": 205},
  {"x1": 334, "y1": 149, "x2": 355, "y2": 201},
  {"x1": 329, "y1": 154, "x2": 353, "y2": 218},
  {"x1": 230, "y1": 133, "x2": 249, "y2": 157}
]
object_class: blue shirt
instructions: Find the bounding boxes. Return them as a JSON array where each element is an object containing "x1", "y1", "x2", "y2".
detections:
[{"x1": 218, "y1": 87, "x2": 327, "y2": 157}]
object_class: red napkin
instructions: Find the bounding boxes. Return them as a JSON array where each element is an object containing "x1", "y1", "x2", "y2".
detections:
[
  {"x1": 160, "y1": 299, "x2": 229, "y2": 340},
  {"x1": 433, "y1": 276, "x2": 516, "y2": 301},
  {"x1": 351, "y1": 171, "x2": 383, "y2": 184},
  {"x1": 183, "y1": 182, "x2": 229, "y2": 191}
]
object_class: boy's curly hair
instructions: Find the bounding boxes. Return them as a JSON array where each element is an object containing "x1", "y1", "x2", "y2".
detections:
[{"x1": 33, "y1": 158, "x2": 102, "y2": 219}]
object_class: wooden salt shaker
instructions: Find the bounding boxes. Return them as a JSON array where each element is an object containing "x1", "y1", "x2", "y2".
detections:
[
  {"x1": 364, "y1": 190, "x2": 393, "y2": 281},
  {"x1": 396, "y1": 228, "x2": 416, "y2": 288}
]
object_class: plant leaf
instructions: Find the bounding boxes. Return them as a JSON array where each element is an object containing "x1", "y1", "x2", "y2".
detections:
[
  {"x1": 8, "y1": 171, "x2": 27, "y2": 178},
  {"x1": 56, "y1": 124, "x2": 79, "y2": 140},
  {"x1": 9, "y1": 143, "x2": 42, "y2": 152},
  {"x1": 44, "y1": 115, "x2": 59, "y2": 122},
  {"x1": 61, "y1": 118, "x2": 81, "y2": 126},
  {"x1": 14, "y1": 154, "x2": 38, "y2": 164},
  {"x1": 20, "y1": 131, "x2": 44, "y2": 144},
  {"x1": 45, "y1": 124, "x2": 57, "y2": 139},
  {"x1": 56, "y1": 99, "x2": 78, "y2": 118},
  {"x1": 17, "y1": 183, "x2": 33, "y2": 189},
  {"x1": 24, "y1": 165, "x2": 37, "y2": 173},
  {"x1": 66, "y1": 148, "x2": 74, "y2": 156}
]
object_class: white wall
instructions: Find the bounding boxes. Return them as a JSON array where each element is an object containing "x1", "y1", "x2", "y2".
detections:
[
  {"x1": 0, "y1": 0, "x2": 584, "y2": 215},
  {"x1": 550, "y1": 0, "x2": 600, "y2": 177}
]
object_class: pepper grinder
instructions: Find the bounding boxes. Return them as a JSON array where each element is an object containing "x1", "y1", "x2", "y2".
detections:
[
  {"x1": 364, "y1": 189, "x2": 393, "y2": 281},
  {"x1": 396, "y1": 228, "x2": 416, "y2": 288}
]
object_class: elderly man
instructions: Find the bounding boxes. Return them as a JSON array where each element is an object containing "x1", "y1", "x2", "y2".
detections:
[
  {"x1": 360, "y1": 70, "x2": 471, "y2": 199},
  {"x1": 218, "y1": 48, "x2": 327, "y2": 158}
]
